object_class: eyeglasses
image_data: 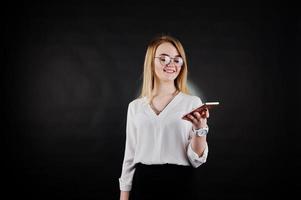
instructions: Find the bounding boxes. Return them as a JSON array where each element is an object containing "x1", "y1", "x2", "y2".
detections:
[{"x1": 155, "y1": 54, "x2": 184, "y2": 67}]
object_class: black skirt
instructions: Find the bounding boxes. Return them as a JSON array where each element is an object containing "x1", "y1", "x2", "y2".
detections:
[{"x1": 130, "y1": 163, "x2": 199, "y2": 200}]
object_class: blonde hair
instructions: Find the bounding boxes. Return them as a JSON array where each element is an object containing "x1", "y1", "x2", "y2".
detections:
[{"x1": 138, "y1": 35, "x2": 190, "y2": 102}]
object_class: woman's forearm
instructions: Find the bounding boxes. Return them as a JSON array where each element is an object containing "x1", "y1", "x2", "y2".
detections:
[
  {"x1": 120, "y1": 191, "x2": 130, "y2": 200},
  {"x1": 191, "y1": 135, "x2": 207, "y2": 157}
]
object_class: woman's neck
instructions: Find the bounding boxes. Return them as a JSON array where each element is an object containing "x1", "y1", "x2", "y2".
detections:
[{"x1": 152, "y1": 80, "x2": 177, "y2": 97}]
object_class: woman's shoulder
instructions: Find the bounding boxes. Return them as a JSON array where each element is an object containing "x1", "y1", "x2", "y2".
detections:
[
  {"x1": 180, "y1": 92, "x2": 202, "y2": 104},
  {"x1": 128, "y1": 96, "x2": 147, "y2": 108}
]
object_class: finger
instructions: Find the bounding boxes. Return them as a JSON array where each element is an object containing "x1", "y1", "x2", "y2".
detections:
[
  {"x1": 188, "y1": 114, "x2": 199, "y2": 124},
  {"x1": 206, "y1": 109, "x2": 210, "y2": 118},
  {"x1": 193, "y1": 112, "x2": 202, "y2": 120},
  {"x1": 200, "y1": 109, "x2": 206, "y2": 118},
  {"x1": 201, "y1": 109, "x2": 209, "y2": 118}
]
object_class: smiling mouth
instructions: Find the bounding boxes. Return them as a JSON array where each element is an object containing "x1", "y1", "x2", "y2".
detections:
[{"x1": 163, "y1": 68, "x2": 176, "y2": 73}]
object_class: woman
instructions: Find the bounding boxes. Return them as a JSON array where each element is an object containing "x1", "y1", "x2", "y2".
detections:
[{"x1": 119, "y1": 35, "x2": 210, "y2": 200}]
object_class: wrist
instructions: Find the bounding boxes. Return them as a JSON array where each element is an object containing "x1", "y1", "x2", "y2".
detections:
[{"x1": 192, "y1": 126, "x2": 209, "y2": 137}]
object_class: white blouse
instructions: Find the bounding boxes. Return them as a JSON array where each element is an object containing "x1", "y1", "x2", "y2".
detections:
[{"x1": 119, "y1": 92, "x2": 209, "y2": 191}]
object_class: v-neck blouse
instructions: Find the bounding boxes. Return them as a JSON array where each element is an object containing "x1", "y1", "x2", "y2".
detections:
[{"x1": 119, "y1": 92, "x2": 209, "y2": 191}]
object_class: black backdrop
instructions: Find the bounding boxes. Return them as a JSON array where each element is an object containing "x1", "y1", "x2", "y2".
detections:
[{"x1": 3, "y1": 2, "x2": 300, "y2": 200}]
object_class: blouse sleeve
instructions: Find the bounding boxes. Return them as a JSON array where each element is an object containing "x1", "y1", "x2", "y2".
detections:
[
  {"x1": 186, "y1": 96, "x2": 209, "y2": 168},
  {"x1": 119, "y1": 102, "x2": 137, "y2": 191}
]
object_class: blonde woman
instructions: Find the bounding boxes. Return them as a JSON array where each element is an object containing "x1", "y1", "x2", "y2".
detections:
[{"x1": 119, "y1": 35, "x2": 210, "y2": 200}]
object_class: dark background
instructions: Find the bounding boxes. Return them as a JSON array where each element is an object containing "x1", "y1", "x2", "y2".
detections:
[{"x1": 3, "y1": 2, "x2": 300, "y2": 200}]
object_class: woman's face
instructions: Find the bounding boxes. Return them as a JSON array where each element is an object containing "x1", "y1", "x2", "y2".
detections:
[{"x1": 154, "y1": 42, "x2": 183, "y2": 82}]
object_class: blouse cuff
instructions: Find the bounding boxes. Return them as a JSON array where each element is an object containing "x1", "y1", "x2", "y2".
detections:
[
  {"x1": 119, "y1": 178, "x2": 132, "y2": 191},
  {"x1": 187, "y1": 142, "x2": 208, "y2": 168}
]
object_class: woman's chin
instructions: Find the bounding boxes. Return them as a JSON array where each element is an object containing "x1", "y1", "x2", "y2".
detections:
[
  {"x1": 161, "y1": 76, "x2": 177, "y2": 82},
  {"x1": 156, "y1": 73, "x2": 179, "y2": 82}
]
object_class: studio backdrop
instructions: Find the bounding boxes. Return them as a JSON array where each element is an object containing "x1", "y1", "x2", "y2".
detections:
[{"x1": 4, "y1": 2, "x2": 299, "y2": 200}]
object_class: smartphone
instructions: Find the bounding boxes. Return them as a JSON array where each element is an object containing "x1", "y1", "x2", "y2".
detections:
[{"x1": 182, "y1": 102, "x2": 219, "y2": 121}]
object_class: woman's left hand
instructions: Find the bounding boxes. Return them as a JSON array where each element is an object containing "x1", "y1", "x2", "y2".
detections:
[{"x1": 186, "y1": 109, "x2": 209, "y2": 129}]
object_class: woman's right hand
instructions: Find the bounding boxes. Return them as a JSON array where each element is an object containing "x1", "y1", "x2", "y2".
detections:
[{"x1": 120, "y1": 191, "x2": 130, "y2": 200}]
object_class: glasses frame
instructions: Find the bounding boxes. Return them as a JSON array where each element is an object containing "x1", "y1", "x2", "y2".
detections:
[{"x1": 154, "y1": 54, "x2": 184, "y2": 67}]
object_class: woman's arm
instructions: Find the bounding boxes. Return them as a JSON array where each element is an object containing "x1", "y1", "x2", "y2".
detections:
[
  {"x1": 187, "y1": 106, "x2": 209, "y2": 156},
  {"x1": 191, "y1": 134, "x2": 207, "y2": 156},
  {"x1": 186, "y1": 98, "x2": 210, "y2": 167},
  {"x1": 120, "y1": 191, "x2": 130, "y2": 200},
  {"x1": 119, "y1": 102, "x2": 137, "y2": 193}
]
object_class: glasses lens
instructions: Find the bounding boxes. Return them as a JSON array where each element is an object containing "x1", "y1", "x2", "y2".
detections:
[
  {"x1": 174, "y1": 57, "x2": 183, "y2": 67},
  {"x1": 157, "y1": 55, "x2": 183, "y2": 67},
  {"x1": 159, "y1": 55, "x2": 171, "y2": 65}
]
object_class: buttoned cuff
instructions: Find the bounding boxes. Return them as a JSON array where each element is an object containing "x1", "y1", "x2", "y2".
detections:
[
  {"x1": 119, "y1": 178, "x2": 132, "y2": 191},
  {"x1": 187, "y1": 142, "x2": 208, "y2": 168}
]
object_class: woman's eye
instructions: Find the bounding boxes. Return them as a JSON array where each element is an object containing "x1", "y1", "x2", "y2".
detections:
[
  {"x1": 175, "y1": 58, "x2": 183, "y2": 65},
  {"x1": 161, "y1": 56, "x2": 170, "y2": 63},
  {"x1": 174, "y1": 58, "x2": 180, "y2": 62}
]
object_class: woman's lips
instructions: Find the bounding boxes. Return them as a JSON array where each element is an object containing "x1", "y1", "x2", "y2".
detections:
[{"x1": 163, "y1": 68, "x2": 176, "y2": 73}]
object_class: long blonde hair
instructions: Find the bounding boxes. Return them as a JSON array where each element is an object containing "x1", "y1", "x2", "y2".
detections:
[{"x1": 138, "y1": 35, "x2": 190, "y2": 102}]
